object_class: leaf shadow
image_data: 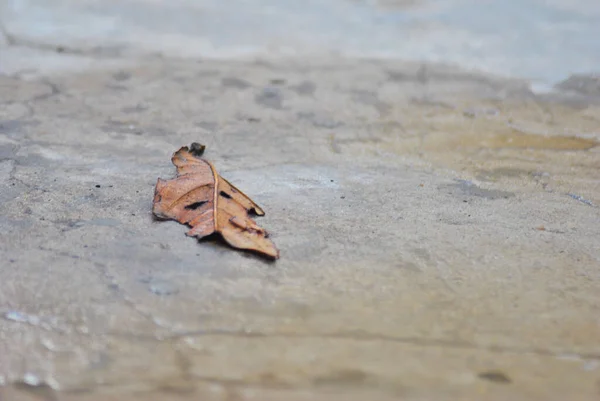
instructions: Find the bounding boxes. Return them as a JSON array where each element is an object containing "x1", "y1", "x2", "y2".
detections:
[
  {"x1": 151, "y1": 213, "x2": 168, "y2": 222},
  {"x1": 197, "y1": 233, "x2": 279, "y2": 264},
  {"x1": 151, "y1": 214, "x2": 278, "y2": 263}
]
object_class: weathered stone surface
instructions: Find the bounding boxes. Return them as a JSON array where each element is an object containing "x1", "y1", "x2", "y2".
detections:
[
  {"x1": 0, "y1": 56, "x2": 598, "y2": 401},
  {"x1": 1, "y1": 1, "x2": 600, "y2": 400}
]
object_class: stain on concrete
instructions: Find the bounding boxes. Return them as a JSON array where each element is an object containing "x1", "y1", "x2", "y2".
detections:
[
  {"x1": 423, "y1": 131, "x2": 598, "y2": 152},
  {"x1": 121, "y1": 104, "x2": 148, "y2": 114},
  {"x1": 387, "y1": 65, "x2": 428, "y2": 84},
  {"x1": 221, "y1": 77, "x2": 251, "y2": 89},
  {"x1": 106, "y1": 83, "x2": 128, "y2": 91},
  {"x1": 0, "y1": 120, "x2": 26, "y2": 135},
  {"x1": 477, "y1": 167, "x2": 531, "y2": 181},
  {"x1": 112, "y1": 71, "x2": 132, "y2": 81},
  {"x1": 399, "y1": 261, "x2": 422, "y2": 273},
  {"x1": 489, "y1": 132, "x2": 598, "y2": 150},
  {"x1": 255, "y1": 86, "x2": 284, "y2": 109},
  {"x1": 195, "y1": 121, "x2": 218, "y2": 131},
  {"x1": 476, "y1": 168, "x2": 553, "y2": 185},
  {"x1": 386, "y1": 70, "x2": 412, "y2": 82},
  {"x1": 297, "y1": 111, "x2": 342, "y2": 129},
  {"x1": 351, "y1": 90, "x2": 391, "y2": 115},
  {"x1": 463, "y1": 107, "x2": 499, "y2": 118},
  {"x1": 290, "y1": 80, "x2": 316, "y2": 96},
  {"x1": 443, "y1": 180, "x2": 515, "y2": 200}
]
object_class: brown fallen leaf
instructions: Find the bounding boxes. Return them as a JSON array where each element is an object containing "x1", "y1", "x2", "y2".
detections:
[{"x1": 153, "y1": 143, "x2": 279, "y2": 259}]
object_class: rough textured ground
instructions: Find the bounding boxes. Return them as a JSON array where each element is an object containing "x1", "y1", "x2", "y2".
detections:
[{"x1": 1, "y1": 1, "x2": 600, "y2": 401}]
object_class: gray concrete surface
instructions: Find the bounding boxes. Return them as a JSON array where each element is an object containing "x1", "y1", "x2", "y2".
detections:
[{"x1": 1, "y1": 1, "x2": 600, "y2": 400}]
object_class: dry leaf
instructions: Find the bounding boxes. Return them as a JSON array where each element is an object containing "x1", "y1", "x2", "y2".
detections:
[{"x1": 153, "y1": 143, "x2": 279, "y2": 259}]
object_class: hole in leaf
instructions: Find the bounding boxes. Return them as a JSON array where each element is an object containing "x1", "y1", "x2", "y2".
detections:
[
  {"x1": 185, "y1": 201, "x2": 207, "y2": 210},
  {"x1": 220, "y1": 191, "x2": 232, "y2": 199}
]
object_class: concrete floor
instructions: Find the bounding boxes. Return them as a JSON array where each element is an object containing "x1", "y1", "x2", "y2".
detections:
[{"x1": 1, "y1": 1, "x2": 599, "y2": 400}]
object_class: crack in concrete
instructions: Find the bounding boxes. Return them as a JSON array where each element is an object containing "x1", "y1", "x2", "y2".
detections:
[
  {"x1": 0, "y1": 20, "x2": 127, "y2": 62},
  {"x1": 2, "y1": 325, "x2": 597, "y2": 395},
  {"x1": 7, "y1": 158, "x2": 16, "y2": 180},
  {"x1": 177, "y1": 330, "x2": 600, "y2": 361},
  {"x1": 31, "y1": 79, "x2": 62, "y2": 102},
  {"x1": 4, "y1": 373, "x2": 266, "y2": 397},
  {"x1": 0, "y1": 157, "x2": 17, "y2": 176},
  {"x1": 0, "y1": 31, "x2": 124, "y2": 58},
  {"x1": 98, "y1": 328, "x2": 600, "y2": 362}
]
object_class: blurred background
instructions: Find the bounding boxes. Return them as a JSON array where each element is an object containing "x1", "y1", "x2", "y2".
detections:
[{"x1": 2, "y1": 0, "x2": 600, "y2": 88}]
